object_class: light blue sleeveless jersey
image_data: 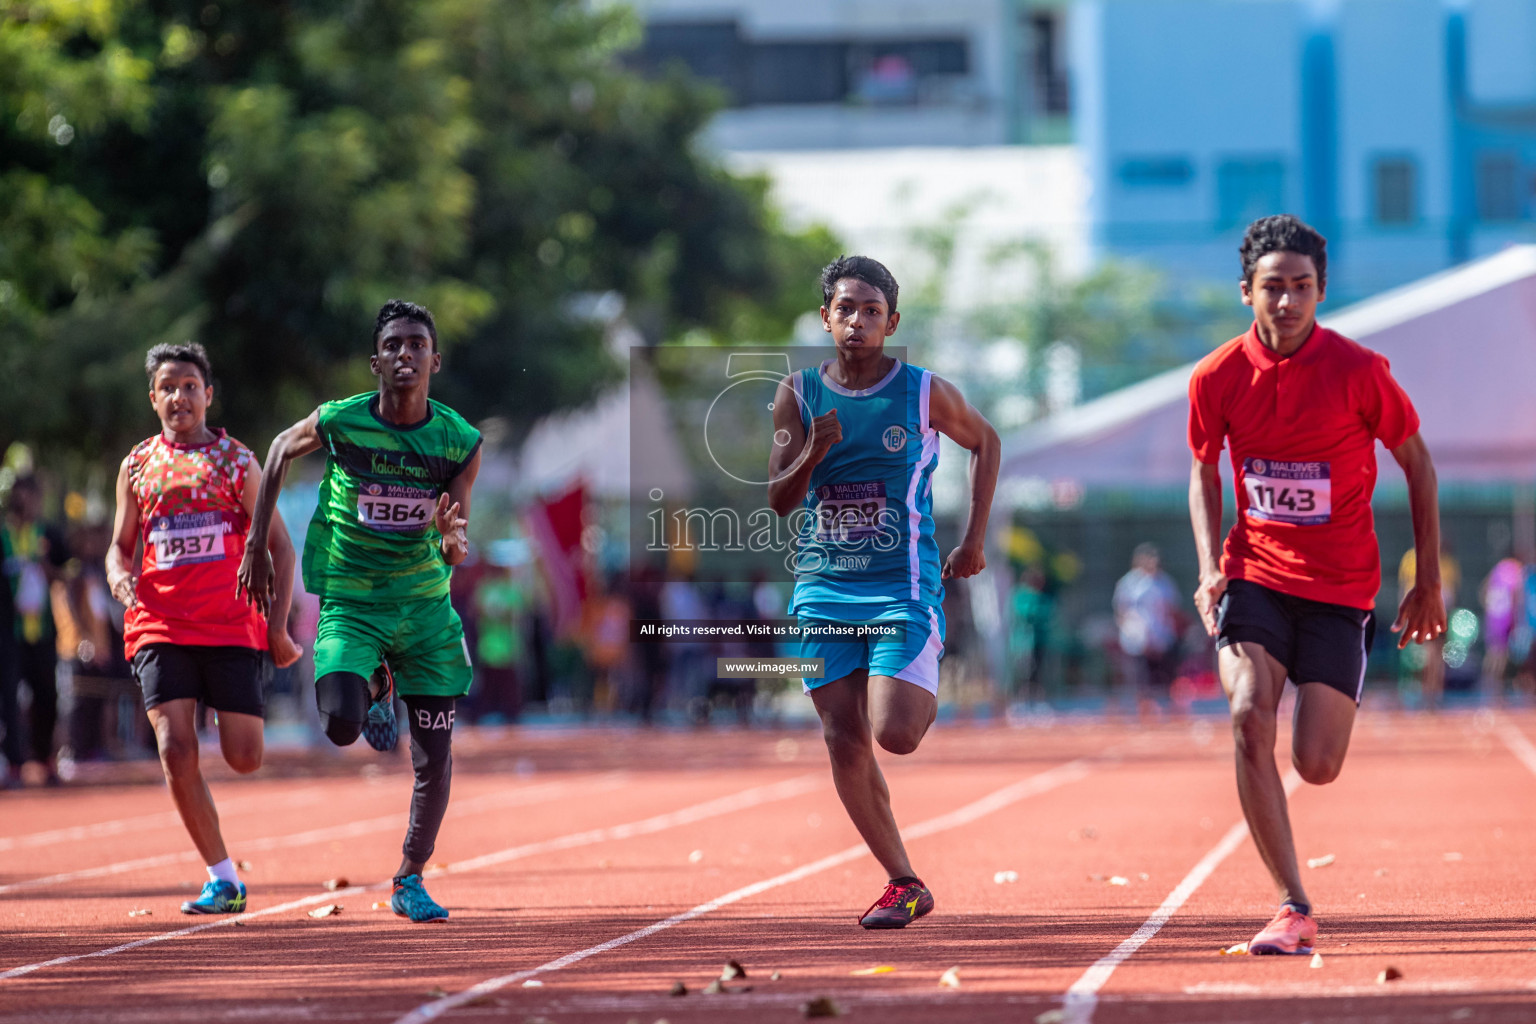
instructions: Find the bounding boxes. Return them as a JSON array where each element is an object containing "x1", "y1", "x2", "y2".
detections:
[{"x1": 787, "y1": 359, "x2": 943, "y2": 619}]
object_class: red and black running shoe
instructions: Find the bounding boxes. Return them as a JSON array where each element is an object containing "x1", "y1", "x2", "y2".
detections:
[{"x1": 858, "y1": 878, "x2": 934, "y2": 929}]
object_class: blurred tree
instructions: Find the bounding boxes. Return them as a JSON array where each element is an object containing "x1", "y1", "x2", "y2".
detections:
[{"x1": 0, "y1": 0, "x2": 832, "y2": 469}]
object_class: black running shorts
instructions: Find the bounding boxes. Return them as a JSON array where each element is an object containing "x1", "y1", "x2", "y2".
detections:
[
  {"x1": 1216, "y1": 579, "x2": 1375, "y2": 704},
  {"x1": 131, "y1": 643, "x2": 267, "y2": 717}
]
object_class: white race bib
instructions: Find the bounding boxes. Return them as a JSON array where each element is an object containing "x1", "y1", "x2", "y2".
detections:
[
  {"x1": 814, "y1": 482, "x2": 889, "y2": 542},
  {"x1": 147, "y1": 512, "x2": 229, "y2": 568},
  {"x1": 357, "y1": 482, "x2": 436, "y2": 532},
  {"x1": 1242, "y1": 458, "x2": 1331, "y2": 525}
]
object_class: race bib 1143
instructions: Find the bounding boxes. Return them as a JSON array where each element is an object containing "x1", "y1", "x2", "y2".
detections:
[
  {"x1": 1242, "y1": 458, "x2": 1331, "y2": 525},
  {"x1": 357, "y1": 482, "x2": 436, "y2": 532},
  {"x1": 147, "y1": 511, "x2": 230, "y2": 568}
]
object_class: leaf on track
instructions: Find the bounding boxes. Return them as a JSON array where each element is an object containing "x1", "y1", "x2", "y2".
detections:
[
  {"x1": 721, "y1": 960, "x2": 747, "y2": 980},
  {"x1": 306, "y1": 904, "x2": 342, "y2": 919},
  {"x1": 668, "y1": 980, "x2": 688, "y2": 997},
  {"x1": 938, "y1": 967, "x2": 961, "y2": 988},
  {"x1": 850, "y1": 965, "x2": 895, "y2": 976},
  {"x1": 1108, "y1": 876, "x2": 1129, "y2": 886},
  {"x1": 127, "y1": 909, "x2": 152, "y2": 917},
  {"x1": 424, "y1": 986, "x2": 448, "y2": 998},
  {"x1": 1218, "y1": 942, "x2": 1249, "y2": 955},
  {"x1": 1377, "y1": 966, "x2": 1404, "y2": 983},
  {"x1": 323, "y1": 878, "x2": 348, "y2": 891},
  {"x1": 235, "y1": 860, "x2": 252, "y2": 872},
  {"x1": 801, "y1": 996, "x2": 842, "y2": 1018},
  {"x1": 1310, "y1": 953, "x2": 1324, "y2": 968},
  {"x1": 688, "y1": 849, "x2": 704, "y2": 863},
  {"x1": 993, "y1": 870, "x2": 1019, "y2": 884},
  {"x1": 1306, "y1": 854, "x2": 1335, "y2": 869},
  {"x1": 521, "y1": 979, "x2": 543, "y2": 988}
]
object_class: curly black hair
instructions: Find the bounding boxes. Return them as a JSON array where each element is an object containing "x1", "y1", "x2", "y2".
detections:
[
  {"x1": 144, "y1": 342, "x2": 213, "y2": 385},
  {"x1": 373, "y1": 299, "x2": 437, "y2": 352},
  {"x1": 820, "y1": 255, "x2": 899, "y2": 313},
  {"x1": 1239, "y1": 215, "x2": 1327, "y2": 290}
]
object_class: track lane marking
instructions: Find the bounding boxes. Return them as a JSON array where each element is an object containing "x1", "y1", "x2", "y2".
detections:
[
  {"x1": 0, "y1": 775, "x2": 625, "y2": 896},
  {"x1": 391, "y1": 757, "x2": 1095, "y2": 1024},
  {"x1": 1058, "y1": 769, "x2": 1303, "y2": 1024},
  {"x1": 0, "y1": 773, "x2": 822, "y2": 980},
  {"x1": 1496, "y1": 720, "x2": 1536, "y2": 778},
  {"x1": 0, "y1": 789, "x2": 326, "y2": 853}
]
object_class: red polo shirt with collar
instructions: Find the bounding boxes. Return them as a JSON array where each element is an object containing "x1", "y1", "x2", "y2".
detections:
[{"x1": 1187, "y1": 322, "x2": 1419, "y2": 610}]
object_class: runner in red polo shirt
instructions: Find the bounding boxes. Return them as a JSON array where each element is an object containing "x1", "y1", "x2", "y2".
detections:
[{"x1": 1188, "y1": 215, "x2": 1445, "y2": 955}]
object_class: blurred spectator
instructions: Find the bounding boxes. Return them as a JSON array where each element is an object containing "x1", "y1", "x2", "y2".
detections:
[
  {"x1": 661, "y1": 574, "x2": 710, "y2": 718},
  {"x1": 1010, "y1": 566, "x2": 1051, "y2": 702},
  {"x1": 62, "y1": 523, "x2": 142, "y2": 762},
  {"x1": 580, "y1": 573, "x2": 630, "y2": 713},
  {"x1": 473, "y1": 566, "x2": 528, "y2": 723},
  {"x1": 1480, "y1": 552, "x2": 1526, "y2": 701},
  {"x1": 627, "y1": 563, "x2": 666, "y2": 724},
  {"x1": 1, "y1": 476, "x2": 70, "y2": 787},
  {"x1": 1399, "y1": 545, "x2": 1458, "y2": 709},
  {"x1": 1112, "y1": 543, "x2": 1181, "y2": 715}
]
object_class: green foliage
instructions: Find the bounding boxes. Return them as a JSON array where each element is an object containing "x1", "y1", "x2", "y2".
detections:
[{"x1": 0, "y1": 0, "x2": 831, "y2": 472}]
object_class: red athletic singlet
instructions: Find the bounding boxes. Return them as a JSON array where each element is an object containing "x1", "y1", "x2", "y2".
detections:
[{"x1": 123, "y1": 430, "x2": 268, "y2": 657}]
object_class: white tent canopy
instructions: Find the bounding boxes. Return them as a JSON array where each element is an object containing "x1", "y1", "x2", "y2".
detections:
[{"x1": 1001, "y1": 246, "x2": 1536, "y2": 488}]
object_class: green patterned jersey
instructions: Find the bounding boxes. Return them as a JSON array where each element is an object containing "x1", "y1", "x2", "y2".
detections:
[{"x1": 302, "y1": 393, "x2": 481, "y2": 604}]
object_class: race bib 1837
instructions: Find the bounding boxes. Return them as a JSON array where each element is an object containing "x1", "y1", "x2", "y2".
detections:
[
  {"x1": 1242, "y1": 458, "x2": 1331, "y2": 525},
  {"x1": 147, "y1": 511, "x2": 229, "y2": 568},
  {"x1": 814, "y1": 481, "x2": 890, "y2": 542},
  {"x1": 357, "y1": 482, "x2": 436, "y2": 532}
]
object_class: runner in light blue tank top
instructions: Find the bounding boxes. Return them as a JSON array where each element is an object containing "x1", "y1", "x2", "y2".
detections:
[{"x1": 768, "y1": 256, "x2": 1000, "y2": 931}]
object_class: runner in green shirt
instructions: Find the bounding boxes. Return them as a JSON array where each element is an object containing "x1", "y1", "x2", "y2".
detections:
[{"x1": 239, "y1": 300, "x2": 481, "y2": 923}]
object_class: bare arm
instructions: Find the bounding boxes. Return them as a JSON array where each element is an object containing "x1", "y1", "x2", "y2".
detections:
[
  {"x1": 434, "y1": 446, "x2": 480, "y2": 567},
  {"x1": 240, "y1": 461, "x2": 302, "y2": 667},
  {"x1": 238, "y1": 410, "x2": 322, "y2": 616},
  {"x1": 105, "y1": 456, "x2": 141, "y2": 608},
  {"x1": 1189, "y1": 457, "x2": 1226, "y2": 636},
  {"x1": 927, "y1": 375, "x2": 999, "y2": 580},
  {"x1": 767, "y1": 376, "x2": 841, "y2": 517},
  {"x1": 1389, "y1": 432, "x2": 1446, "y2": 648}
]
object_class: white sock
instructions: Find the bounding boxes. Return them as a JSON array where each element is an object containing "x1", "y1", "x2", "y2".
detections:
[{"x1": 207, "y1": 858, "x2": 239, "y2": 885}]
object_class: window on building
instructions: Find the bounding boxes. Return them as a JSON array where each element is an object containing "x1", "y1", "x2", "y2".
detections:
[
  {"x1": 1217, "y1": 159, "x2": 1286, "y2": 227},
  {"x1": 1119, "y1": 157, "x2": 1194, "y2": 187},
  {"x1": 633, "y1": 22, "x2": 748, "y2": 102},
  {"x1": 1477, "y1": 152, "x2": 1522, "y2": 221},
  {"x1": 633, "y1": 22, "x2": 970, "y2": 108},
  {"x1": 1028, "y1": 11, "x2": 1070, "y2": 116},
  {"x1": 1372, "y1": 157, "x2": 1417, "y2": 225}
]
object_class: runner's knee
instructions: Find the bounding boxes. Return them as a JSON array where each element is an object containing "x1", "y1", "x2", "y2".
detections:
[
  {"x1": 873, "y1": 720, "x2": 924, "y2": 756},
  {"x1": 1291, "y1": 746, "x2": 1344, "y2": 785},
  {"x1": 1230, "y1": 699, "x2": 1275, "y2": 760},
  {"x1": 315, "y1": 671, "x2": 369, "y2": 747},
  {"x1": 224, "y1": 745, "x2": 263, "y2": 775},
  {"x1": 821, "y1": 719, "x2": 872, "y2": 767},
  {"x1": 155, "y1": 733, "x2": 198, "y2": 778}
]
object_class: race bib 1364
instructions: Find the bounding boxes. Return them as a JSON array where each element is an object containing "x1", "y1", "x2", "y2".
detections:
[
  {"x1": 357, "y1": 482, "x2": 436, "y2": 532},
  {"x1": 1242, "y1": 458, "x2": 1331, "y2": 525}
]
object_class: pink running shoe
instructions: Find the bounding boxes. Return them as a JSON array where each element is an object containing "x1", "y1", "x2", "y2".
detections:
[{"x1": 1248, "y1": 906, "x2": 1317, "y2": 955}]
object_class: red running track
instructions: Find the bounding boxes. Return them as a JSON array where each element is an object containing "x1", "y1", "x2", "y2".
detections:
[{"x1": 2, "y1": 711, "x2": 1534, "y2": 1023}]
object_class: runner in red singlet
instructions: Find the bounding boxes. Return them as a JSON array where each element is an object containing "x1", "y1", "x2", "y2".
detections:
[{"x1": 106, "y1": 343, "x2": 301, "y2": 914}]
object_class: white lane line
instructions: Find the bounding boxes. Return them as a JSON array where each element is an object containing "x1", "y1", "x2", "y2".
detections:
[
  {"x1": 392, "y1": 758, "x2": 1094, "y2": 1024},
  {"x1": 0, "y1": 775, "x2": 623, "y2": 896},
  {"x1": 1058, "y1": 769, "x2": 1303, "y2": 1024},
  {"x1": 1496, "y1": 721, "x2": 1536, "y2": 778},
  {"x1": 0, "y1": 773, "x2": 822, "y2": 981},
  {"x1": 0, "y1": 789, "x2": 326, "y2": 853}
]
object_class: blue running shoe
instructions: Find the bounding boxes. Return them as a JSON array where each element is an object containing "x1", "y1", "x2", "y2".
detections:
[
  {"x1": 361, "y1": 660, "x2": 398, "y2": 752},
  {"x1": 181, "y1": 879, "x2": 247, "y2": 915},
  {"x1": 391, "y1": 874, "x2": 448, "y2": 923}
]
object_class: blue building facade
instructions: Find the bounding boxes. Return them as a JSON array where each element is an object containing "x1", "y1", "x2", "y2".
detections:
[{"x1": 1075, "y1": 0, "x2": 1536, "y2": 302}]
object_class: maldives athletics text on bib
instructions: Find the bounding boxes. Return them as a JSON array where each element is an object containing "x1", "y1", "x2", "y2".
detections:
[
  {"x1": 303, "y1": 393, "x2": 481, "y2": 604},
  {"x1": 1241, "y1": 458, "x2": 1331, "y2": 526}
]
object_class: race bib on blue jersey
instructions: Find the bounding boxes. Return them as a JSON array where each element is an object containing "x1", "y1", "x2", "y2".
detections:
[
  {"x1": 814, "y1": 481, "x2": 890, "y2": 543},
  {"x1": 1242, "y1": 458, "x2": 1330, "y2": 525}
]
